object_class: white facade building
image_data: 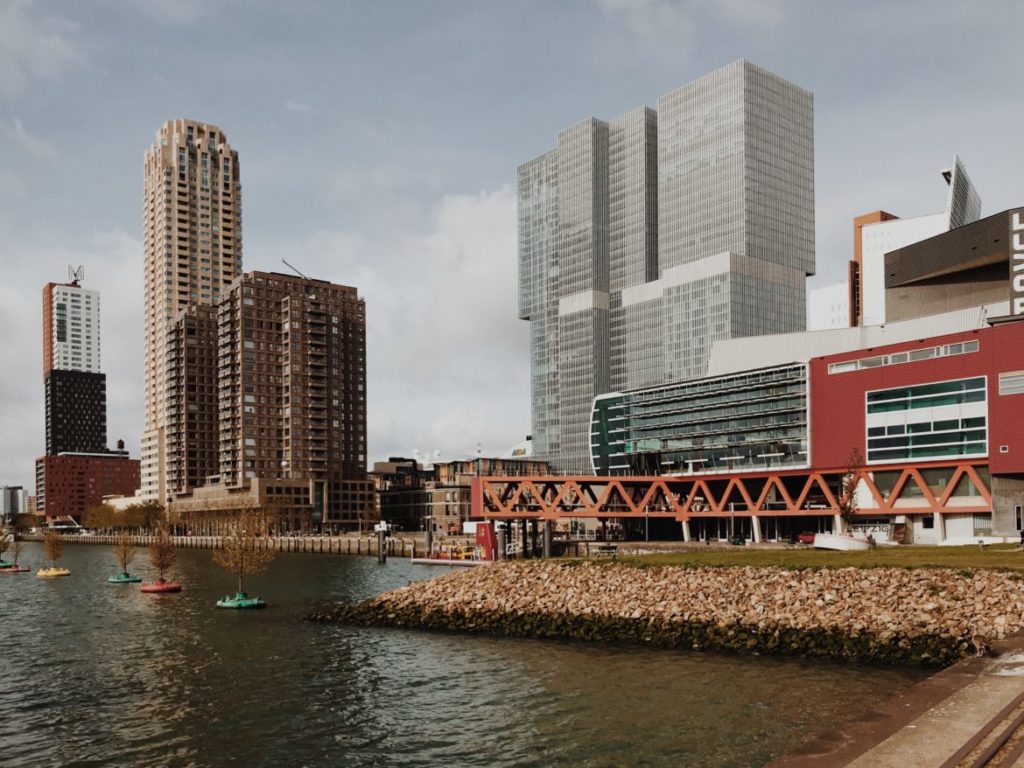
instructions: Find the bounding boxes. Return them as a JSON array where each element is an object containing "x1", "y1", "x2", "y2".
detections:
[
  {"x1": 806, "y1": 281, "x2": 850, "y2": 330},
  {"x1": 859, "y1": 156, "x2": 981, "y2": 326},
  {"x1": 47, "y1": 282, "x2": 100, "y2": 373}
]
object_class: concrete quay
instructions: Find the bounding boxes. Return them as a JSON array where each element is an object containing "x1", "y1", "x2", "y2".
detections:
[
  {"x1": 771, "y1": 634, "x2": 1024, "y2": 767},
  {"x1": 18, "y1": 531, "x2": 426, "y2": 558}
]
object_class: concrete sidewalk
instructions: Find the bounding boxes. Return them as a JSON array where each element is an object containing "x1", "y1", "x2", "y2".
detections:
[{"x1": 771, "y1": 636, "x2": 1024, "y2": 767}]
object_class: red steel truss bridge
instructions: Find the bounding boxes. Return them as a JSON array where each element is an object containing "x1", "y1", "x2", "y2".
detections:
[{"x1": 471, "y1": 461, "x2": 992, "y2": 521}]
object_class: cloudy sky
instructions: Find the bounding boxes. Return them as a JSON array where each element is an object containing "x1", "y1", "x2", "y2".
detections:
[{"x1": 1, "y1": 0, "x2": 1022, "y2": 489}]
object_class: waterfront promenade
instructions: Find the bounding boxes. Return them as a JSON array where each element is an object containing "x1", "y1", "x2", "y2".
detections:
[
  {"x1": 772, "y1": 633, "x2": 1024, "y2": 767},
  {"x1": 18, "y1": 531, "x2": 424, "y2": 558}
]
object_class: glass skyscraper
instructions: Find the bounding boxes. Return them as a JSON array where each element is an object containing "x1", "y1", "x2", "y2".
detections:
[{"x1": 518, "y1": 60, "x2": 815, "y2": 473}]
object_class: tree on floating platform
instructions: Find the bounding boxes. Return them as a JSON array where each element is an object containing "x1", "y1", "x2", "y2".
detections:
[
  {"x1": 113, "y1": 532, "x2": 137, "y2": 574},
  {"x1": 43, "y1": 530, "x2": 65, "y2": 567},
  {"x1": 11, "y1": 537, "x2": 25, "y2": 568},
  {"x1": 149, "y1": 526, "x2": 176, "y2": 582},
  {"x1": 0, "y1": 526, "x2": 10, "y2": 564},
  {"x1": 213, "y1": 509, "x2": 276, "y2": 594}
]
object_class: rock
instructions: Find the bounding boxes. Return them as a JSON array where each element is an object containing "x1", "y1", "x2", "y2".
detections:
[{"x1": 309, "y1": 561, "x2": 1021, "y2": 667}]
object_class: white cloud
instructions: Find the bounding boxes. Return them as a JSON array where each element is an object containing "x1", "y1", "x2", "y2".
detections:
[
  {"x1": 0, "y1": 228, "x2": 143, "y2": 488},
  {"x1": 598, "y1": 0, "x2": 697, "y2": 48},
  {"x1": 107, "y1": 0, "x2": 214, "y2": 24},
  {"x1": 597, "y1": 0, "x2": 788, "y2": 46},
  {"x1": 0, "y1": 0, "x2": 78, "y2": 98},
  {"x1": 0, "y1": 168, "x2": 28, "y2": 198},
  {"x1": 285, "y1": 99, "x2": 317, "y2": 115},
  {"x1": 248, "y1": 186, "x2": 530, "y2": 465},
  {"x1": 701, "y1": 0, "x2": 788, "y2": 26},
  {"x1": 0, "y1": 187, "x2": 528, "y2": 488},
  {"x1": 1, "y1": 117, "x2": 57, "y2": 162}
]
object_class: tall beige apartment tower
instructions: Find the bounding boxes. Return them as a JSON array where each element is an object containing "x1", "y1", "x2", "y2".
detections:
[{"x1": 141, "y1": 119, "x2": 241, "y2": 502}]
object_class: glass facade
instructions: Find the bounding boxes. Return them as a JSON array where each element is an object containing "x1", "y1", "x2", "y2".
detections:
[
  {"x1": 608, "y1": 108, "x2": 662, "y2": 394},
  {"x1": 590, "y1": 363, "x2": 809, "y2": 475},
  {"x1": 865, "y1": 377, "x2": 988, "y2": 463},
  {"x1": 518, "y1": 151, "x2": 561, "y2": 463},
  {"x1": 519, "y1": 61, "x2": 815, "y2": 472}
]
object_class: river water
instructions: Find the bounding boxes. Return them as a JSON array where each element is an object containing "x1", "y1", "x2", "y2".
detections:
[{"x1": 0, "y1": 542, "x2": 927, "y2": 767}]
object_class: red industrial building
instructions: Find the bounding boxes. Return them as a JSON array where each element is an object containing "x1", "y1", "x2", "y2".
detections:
[
  {"x1": 473, "y1": 318, "x2": 1024, "y2": 545},
  {"x1": 35, "y1": 453, "x2": 140, "y2": 523}
]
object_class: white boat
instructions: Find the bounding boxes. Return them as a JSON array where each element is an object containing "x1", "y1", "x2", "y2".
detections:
[
  {"x1": 409, "y1": 557, "x2": 489, "y2": 567},
  {"x1": 813, "y1": 533, "x2": 870, "y2": 552}
]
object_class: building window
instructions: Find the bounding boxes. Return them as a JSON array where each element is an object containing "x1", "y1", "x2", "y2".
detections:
[
  {"x1": 865, "y1": 377, "x2": 987, "y2": 463},
  {"x1": 1015, "y1": 505, "x2": 1022, "y2": 532},
  {"x1": 999, "y1": 371, "x2": 1024, "y2": 396},
  {"x1": 829, "y1": 339, "x2": 979, "y2": 374}
]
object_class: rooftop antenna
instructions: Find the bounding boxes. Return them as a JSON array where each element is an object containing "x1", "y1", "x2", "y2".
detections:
[
  {"x1": 281, "y1": 258, "x2": 318, "y2": 300},
  {"x1": 281, "y1": 258, "x2": 310, "y2": 280},
  {"x1": 68, "y1": 265, "x2": 85, "y2": 285}
]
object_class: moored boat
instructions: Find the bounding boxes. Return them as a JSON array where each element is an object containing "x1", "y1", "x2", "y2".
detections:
[
  {"x1": 37, "y1": 567, "x2": 71, "y2": 578},
  {"x1": 409, "y1": 558, "x2": 489, "y2": 567},
  {"x1": 216, "y1": 591, "x2": 266, "y2": 609},
  {"x1": 813, "y1": 532, "x2": 871, "y2": 552},
  {"x1": 141, "y1": 578, "x2": 182, "y2": 593}
]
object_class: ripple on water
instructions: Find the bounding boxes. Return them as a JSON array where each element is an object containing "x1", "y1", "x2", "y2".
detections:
[{"x1": 0, "y1": 543, "x2": 929, "y2": 767}]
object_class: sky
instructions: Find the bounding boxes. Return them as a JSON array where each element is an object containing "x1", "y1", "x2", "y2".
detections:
[{"x1": 1, "y1": 0, "x2": 1023, "y2": 490}]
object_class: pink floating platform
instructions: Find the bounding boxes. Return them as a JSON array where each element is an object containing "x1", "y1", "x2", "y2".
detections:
[
  {"x1": 0, "y1": 565, "x2": 30, "y2": 573},
  {"x1": 140, "y1": 579, "x2": 182, "y2": 593}
]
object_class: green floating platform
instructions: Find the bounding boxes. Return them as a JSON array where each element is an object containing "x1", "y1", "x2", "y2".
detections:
[
  {"x1": 107, "y1": 572, "x2": 143, "y2": 584},
  {"x1": 217, "y1": 591, "x2": 266, "y2": 609}
]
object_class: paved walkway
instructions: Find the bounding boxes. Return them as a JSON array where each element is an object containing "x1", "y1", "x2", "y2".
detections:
[{"x1": 771, "y1": 635, "x2": 1024, "y2": 768}]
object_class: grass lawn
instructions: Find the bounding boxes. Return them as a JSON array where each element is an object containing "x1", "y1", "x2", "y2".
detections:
[{"x1": 615, "y1": 544, "x2": 1024, "y2": 573}]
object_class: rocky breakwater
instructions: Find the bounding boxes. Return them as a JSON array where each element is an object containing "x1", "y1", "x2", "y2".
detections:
[{"x1": 310, "y1": 562, "x2": 1024, "y2": 665}]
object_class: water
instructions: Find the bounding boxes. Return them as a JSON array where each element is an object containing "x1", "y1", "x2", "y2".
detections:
[{"x1": 0, "y1": 542, "x2": 928, "y2": 767}]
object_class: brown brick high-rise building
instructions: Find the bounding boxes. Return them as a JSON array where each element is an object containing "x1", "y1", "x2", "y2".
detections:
[
  {"x1": 165, "y1": 305, "x2": 219, "y2": 496},
  {"x1": 141, "y1": 119, "x2": 241, "y2": 503},
  {"x1": 216, "y1": 271, "x2": 371, "y2": 529},
  {"x1": 138, "y1": 120, "x2": 371, "y2": 530},
  {"x1": 165, "y1": 271, "x2": 373, "y2": 532}
]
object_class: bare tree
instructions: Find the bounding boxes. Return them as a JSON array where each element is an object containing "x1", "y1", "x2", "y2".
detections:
[
  {"x1": 13, "y1": 513, "x2": 41, "y2": 532},
  {"x1": 149, "y1": 526, "x2": 176, "y2": 581},
  {"x1": 838, "y1": 447, "x2": 865, "y2": 527},
  {"x1": 43, "y1": 530, "x2": 65, "y2": 567},
  {"x1": 83, "y1": 504, "x2": 117, "y2": 531},
  {"x1": 213, "y1": 509, "x2": 276, "y2": 594},
  {"x1": 11, "y1": 538, "x2": 25, "y2": 567},
  {"x1": 0, "y1": 526, "x2": 10, "y2": 562},
  {"x1": 112, "y1": 533, "x2": 137, "y2": 574}
]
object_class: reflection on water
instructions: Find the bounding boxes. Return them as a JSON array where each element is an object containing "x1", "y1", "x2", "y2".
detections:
[{"x1": 0, "y1": 543, "x2": 927, "y2": 767}]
